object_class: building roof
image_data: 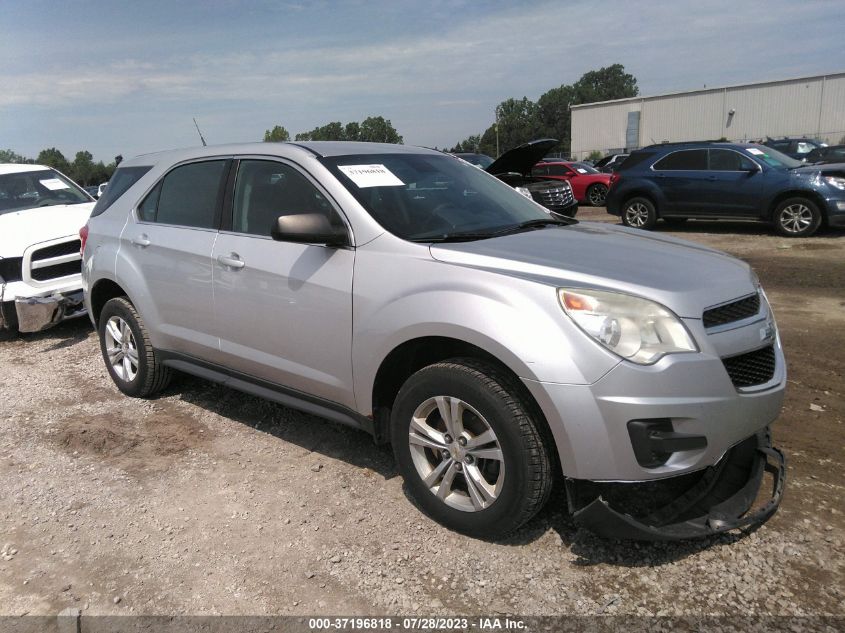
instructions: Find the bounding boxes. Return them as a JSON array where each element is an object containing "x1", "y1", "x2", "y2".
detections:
[{"x1": 570, "y1": 70, "x2": 845, "y2": 110}]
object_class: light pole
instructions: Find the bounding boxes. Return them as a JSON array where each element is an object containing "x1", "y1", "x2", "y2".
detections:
[{"x1": 495, "y1": 105, "x2": 501, "y2": 158}]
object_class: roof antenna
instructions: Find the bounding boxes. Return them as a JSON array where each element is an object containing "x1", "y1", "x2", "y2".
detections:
[{"x1": 193, "y1": 117, "x2": 207, "y2": 147}]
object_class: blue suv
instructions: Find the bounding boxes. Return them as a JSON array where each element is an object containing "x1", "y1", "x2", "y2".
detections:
[{"x1": 605, "y1": 142, "x2": 845, "y2": 237}]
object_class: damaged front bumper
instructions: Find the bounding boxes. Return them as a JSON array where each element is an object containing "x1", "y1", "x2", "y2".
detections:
[
  {"x1": 567, "y1": 430, "x2": 785, "y2": 541},
  {"x1": 0, "y1": 290, "x2": 86, "y2": 333}
]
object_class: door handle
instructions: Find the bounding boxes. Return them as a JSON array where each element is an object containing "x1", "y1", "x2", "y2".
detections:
[
  {"x1": 707, "y1": 175, "x2": 717, "y2": 181},
  {"x1": 217, "y1": 253, "x2": 245, "y2": 269},
  {"x1": 132, "y1": 234, "x2": 151, "y2": 247}
]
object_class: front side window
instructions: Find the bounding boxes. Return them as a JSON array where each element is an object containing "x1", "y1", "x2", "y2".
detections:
[
  {"x1": 0, "y1": 168, "x2": 91, "y2": 216},
  {"x1": 231, "y1": 160, "x2": 338, "y2": 237},
  {"x1": 138, "y1": 160, "x2": 227, "y2": 228},
  {"x1": 546, "y1": 165, "x2": 570, "y2": 176},
  {"x1": 708, "y1": 149, "x2": 756, "y2": 171},
  {"x1": 652, "y1": 149, "x2": 708, "y2": 171},
  {"x1": 321, "y1": 153, "x2": 554, "y2": 241}
]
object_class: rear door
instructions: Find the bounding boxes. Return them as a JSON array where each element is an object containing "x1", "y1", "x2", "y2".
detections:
[
  {"x1": 121, "y1": 159, "x2": 229, "y2": 359},
  {"x1": 650, "y1": 149, "x2": 708, "y2": 214},
  {"x1": 211, "y1": 158, "x2": 355, "y2": 408}
]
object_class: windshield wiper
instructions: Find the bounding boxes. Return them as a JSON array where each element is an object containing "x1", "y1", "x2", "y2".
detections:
[{"x1": 410, "y1": 217, "x2": 574, "y2": 243}]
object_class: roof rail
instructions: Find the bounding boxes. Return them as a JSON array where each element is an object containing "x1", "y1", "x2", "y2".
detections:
[{"x1": 641, "y1": 140, "x2": 728, "y2": 149}]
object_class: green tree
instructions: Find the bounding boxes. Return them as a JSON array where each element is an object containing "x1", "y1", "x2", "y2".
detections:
[
  {"x1": 537, "y1": 84, "x2": 575, "y2": 152},
  {"x1": 71, "y1": 150, "x2": 95, "y2": 186},
  {"x1": 36, "y1": 148, "x2": 70, "y2": 174},
  {"x1": 344, "y1": 122, "x2": 361, "y2": 141},
  {"x1": 572, "y1": 63, "x2": 638, "y2": 104},
  {"x1": 0, "y1": 149, "x2": 30, "y2": 164},
  {"x1": 358, "y1": 116, "x2": 403, "y2": 144},
  {"x1": 263, "y1": 125, "x2": 291, "y2": 142},
  {"x1": 495, "y1": 97, "x2": 541, "y2": 155}
]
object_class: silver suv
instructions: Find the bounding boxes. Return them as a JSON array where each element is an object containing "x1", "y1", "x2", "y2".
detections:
[{"x1": 82, "y1": 142, "x2": 786, "y2": 540}]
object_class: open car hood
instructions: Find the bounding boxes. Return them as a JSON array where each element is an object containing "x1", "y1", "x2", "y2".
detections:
[{"x1": 486, "y1": 138, "x2": 558, "y2": 176}]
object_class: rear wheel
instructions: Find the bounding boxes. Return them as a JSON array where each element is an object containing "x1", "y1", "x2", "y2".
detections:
[
  {"x1": 586, "y1": 183, "x2": 608, "y2": 207},
  {"x1": 621, "y1": 197, "x2": 657, "y2": 230},
  {"x1": 390, "y1": 359, "x2": 552, "y2": 539},
  {"x1": 773, "y1": 197, "x2": 822, "y2": 237},
  {"x1": 98, "y1": 297, "x2": 171, "y2": 397}
]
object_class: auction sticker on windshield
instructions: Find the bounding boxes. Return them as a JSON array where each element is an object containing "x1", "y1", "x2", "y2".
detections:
[
  {"x1": 40, "y1": 178, "x2": 71, "y2": 190},
  {"x1": 338, "y1": 164, "x2": 404, "y2": 188}
]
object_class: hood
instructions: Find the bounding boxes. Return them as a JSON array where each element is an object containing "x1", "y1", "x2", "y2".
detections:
[
  {"x1": 429, "y1": 222, "x2": 757, "y2": 319},
  {"x1": 486, "y1": 139, "x2": 559, "y2": 176},
  {"x1": 0, "y1": 203, "x2": 94, "y2": 255},
  {"x1": 792, "y1": 162, "x2": 845, "y2": 176}
]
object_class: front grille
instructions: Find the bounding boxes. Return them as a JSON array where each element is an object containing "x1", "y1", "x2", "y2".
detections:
[
  {"x1": 31, "y1": 240, "x2": 81, "y2": 261},
  {"x1": 703, "y1": 293, "x2": 760, "y2": 328},
  {"x1": 532, "y1": 184, "x2": 575, "y2": 213},
  {"x1": 722, "y1": 345, "x2": 776, "y2": 388},
  {"x1": 31, "y1": 261, "x2": 82, "y2": 281},
  {"x1": 0, "y1": 257, "x2": 23, "y2": 282},
  {"x1": 28, "y1": 239, "x2": 82, "y2": 282}
]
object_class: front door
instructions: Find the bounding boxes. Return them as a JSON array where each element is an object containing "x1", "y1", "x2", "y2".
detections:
[
  {"x1": 211, "y1": 159, "x2": 355, "y2": 408},
  {"x1": 698, "y1": 149, "x2": 762, "y2": 217}
]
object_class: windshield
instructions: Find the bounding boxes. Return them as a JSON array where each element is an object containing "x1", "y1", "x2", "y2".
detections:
[
  {"x1": 0, "y1": 168, "x2": 91, "y2": 215},
  {"x1": 745, "y1": 145, "x2": 802, "y2": 169},
  {"x1": 321, "y1": 153, "x2": 554, "y2": 241},
  {"x1": 570, "y1": 162, "x2": 600, "y2": 174}
]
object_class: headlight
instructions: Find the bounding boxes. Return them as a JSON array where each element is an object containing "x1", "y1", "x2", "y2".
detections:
[
  {"x1": 514, "y1": 186, "x2": 533, "y2": 199},
  {"x1": 558, "y1": 288, "x2": 697, "y2": 364},
  {"x1": 824, "y1": 175, "x2": 845, "y2": 190}
]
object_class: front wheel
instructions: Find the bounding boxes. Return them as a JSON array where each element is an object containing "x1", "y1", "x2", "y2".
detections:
[
  {"x1": 98, "y1": 297, "x2": 172, "y2": 397},
  {"x1": 773, "y1": 197, "x2": 822, "y2": 237},
  {"x1": 621, "y1": 196, "x2": 657, "y2": 230},
  {"x1": 586, "y1": 183, "x2": 608, "y2": 207},
  {"x1": 390, "y1": 359, "x2": 553, "y2": 539}
]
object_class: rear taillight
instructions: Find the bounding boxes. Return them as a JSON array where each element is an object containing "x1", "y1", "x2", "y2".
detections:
[
  {"x1": 609, "y1": 172, "x2": 621, "y2": 187},
  {"x1": 79, "y1": 224, "x2": 89, "y2": 255}
]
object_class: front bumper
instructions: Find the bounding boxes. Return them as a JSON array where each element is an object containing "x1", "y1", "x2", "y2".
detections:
[
  {"x1": 0, "y1": 290, "x2": 86, "y2": 332},
  {"x1": 567, "y1": 429, "x2": 785, "y2": 540}
]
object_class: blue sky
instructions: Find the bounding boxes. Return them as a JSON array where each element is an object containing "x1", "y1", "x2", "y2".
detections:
[{"x1": 1, "y1": 0, "x2": 843, "y2": 163}]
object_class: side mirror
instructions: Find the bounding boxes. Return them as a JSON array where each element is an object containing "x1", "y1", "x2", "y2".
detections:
[
  {"x1": 271, "y1": 213, "x2": 348, "y2": 247},
  {"x1": 745, "y1": 163, "x2": 762, "y2": 174}
]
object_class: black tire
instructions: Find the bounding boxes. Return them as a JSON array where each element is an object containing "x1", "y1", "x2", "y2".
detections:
[
  {"x1": 586, "y1": 183, "x2": 608, "y2": 207},
  {"x1": 621, "y1": 196, "x2": 657, "y2": 230},
  {"x1": 390, "y1": 358, "x2": 553, "y2": 539},
  {"x1": 98, "y1": 297, "x2": 171, "y2": 397},
  {"x1": 773, "y1": 197, "x2": 822, "y2": 237}
]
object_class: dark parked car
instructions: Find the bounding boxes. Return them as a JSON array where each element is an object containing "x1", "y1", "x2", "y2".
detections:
[
  {"x1": 762, "y1": 137, "x2": 826, "y2": 161},
  {"x1": 456, "y1": 139, "x2": 578, "y2": 218},
  {"x1": 605, "y1": 141, "x2": 845, "y2": 237},
  {"x1": 805, "y1": 144, "x2": 845, "y2": 164},
  {"x1": 593, "y1": 153, "x2": 629, "y2": 173}
]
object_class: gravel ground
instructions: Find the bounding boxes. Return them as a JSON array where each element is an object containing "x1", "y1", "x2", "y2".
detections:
[{"x1": 1, "y1": 209, "x2": 843, "y2": 620}]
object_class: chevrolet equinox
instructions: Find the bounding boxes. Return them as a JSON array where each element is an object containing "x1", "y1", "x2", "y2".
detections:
[{"x1": 81, "y1": 142, "x2": 786, "y2": 540}]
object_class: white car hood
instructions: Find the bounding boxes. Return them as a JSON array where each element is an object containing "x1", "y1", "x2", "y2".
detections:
[{"x1": 0, "y1": 203, "x2": 94, "y2": 255}]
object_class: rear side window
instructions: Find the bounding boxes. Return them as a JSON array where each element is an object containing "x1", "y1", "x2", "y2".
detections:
[
  {"x1": 708, "y1": 149, "x2": 756, "y2": 171},
  {"x1": 138, "y1": 160, "x2": 228, "y2": 229},
  {"x1": 90, "y1": 166, "x2": 152, "y2": 217},
  {"x1": 616, "y1": 152, "x2": 655, "y2": 171},
  {"x1": 653, "y1": 149, "x2": 707, "y2": 171}
]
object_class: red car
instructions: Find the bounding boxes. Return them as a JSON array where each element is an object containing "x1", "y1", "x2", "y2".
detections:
[{"x1": 531, "y1": 161, "x2": 611, "y2": 207}]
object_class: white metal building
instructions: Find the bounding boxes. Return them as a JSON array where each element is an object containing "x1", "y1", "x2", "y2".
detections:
[{"x1": 570, "y1": 71, "x2": 845, "y2": 159}]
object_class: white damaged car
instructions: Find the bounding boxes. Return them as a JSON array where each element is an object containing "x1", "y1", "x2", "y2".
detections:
[{"x1": 0, "y1": 164, "x2": 94, "y2": 332}]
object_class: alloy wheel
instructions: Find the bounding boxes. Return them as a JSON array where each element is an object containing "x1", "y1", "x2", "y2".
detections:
[
  {"x1": 779, "y1": 203, "x2": 813, "y2": 234},
  {"x1": 625, "y1": 202, "x2": 650, "y2": 227},
  {"x1": 103, "y1": 316, "x2": 139, "y2": 382},
  {"x1": 588, "y1": 185, "x2": 608, "y2": 206},
  {"x1": 407, "y1": 395, "x2": 505, "y2": 512}
]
